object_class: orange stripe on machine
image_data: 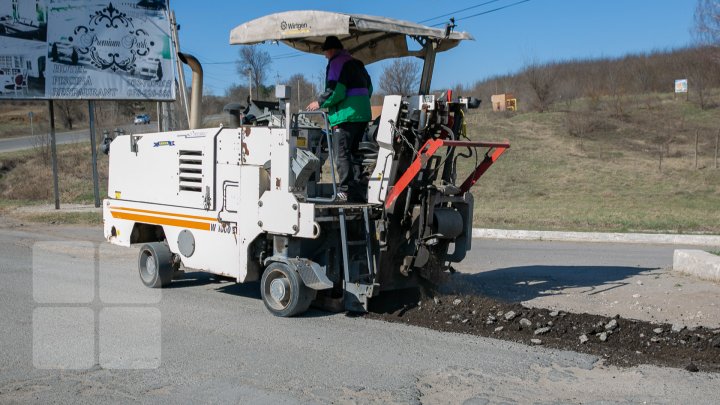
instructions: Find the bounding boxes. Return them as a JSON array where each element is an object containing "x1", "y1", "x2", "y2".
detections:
[
  {"x1": 108, "y1": 206, "x2": 217, "y2": 222},
  {"x1": 110, "y1": 211, "x2": 212, "y2": 231}
]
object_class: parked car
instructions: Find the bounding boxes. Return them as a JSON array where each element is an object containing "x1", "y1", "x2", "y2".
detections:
[{"x1": 134, "y1": 114, "x2": 151, "y2": 125}]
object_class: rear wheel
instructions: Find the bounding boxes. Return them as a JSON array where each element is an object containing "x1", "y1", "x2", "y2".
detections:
[
  {"x1": 138, "y1": 242, "x2": 173, "y2": 288},
  {"x1": 260, "y1": 262, "x2": 315, "y2": 317}
]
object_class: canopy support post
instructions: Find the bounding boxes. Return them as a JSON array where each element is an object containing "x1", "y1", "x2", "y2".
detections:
[{"x1": 418, "y1": 41, "x2": 437, "y2": 95}]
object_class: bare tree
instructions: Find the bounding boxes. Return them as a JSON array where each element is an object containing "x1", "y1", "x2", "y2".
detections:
[
  {"x1": 236, "y1": 46, "x2": 272, "y2": 100},
  {"x1": 54, "y1": 100, "x2": 84, "y2": 130},
  {"x1": 379, "y1": 58, "x2": 420, "y2": 96},
  {"x1": 286, "y1": 73, "x2": 315, "y2": 110},
  {"x1": 694, "y1": 0, "x2": 720, "y2": 45},
  {"x1": 686, "y1": 48, "x2": 715, "y2": 109},
  {"x1": 522, "y1": 60, "x2": 556, "y2": 112}
]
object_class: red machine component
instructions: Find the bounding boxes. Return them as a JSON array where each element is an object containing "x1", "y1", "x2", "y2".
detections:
[{"x1": 385, "y1": 139, "x2": 510, "y2": 209}]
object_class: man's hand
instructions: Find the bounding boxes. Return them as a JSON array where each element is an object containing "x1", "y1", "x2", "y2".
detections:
[{"x1": 306, "y1": 101, "x2": 320, "y2": 111}]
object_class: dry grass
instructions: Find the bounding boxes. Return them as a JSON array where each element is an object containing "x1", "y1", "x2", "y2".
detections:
[
  {"x1": 458, "y1": 92, "x2": 720, "y2": 233},
  {"x1": 0, "y1": 104, "x2": 49, "y2": 139},
  {"x1": 0, "y1": 142, "x2": 108, "y2": 204}
]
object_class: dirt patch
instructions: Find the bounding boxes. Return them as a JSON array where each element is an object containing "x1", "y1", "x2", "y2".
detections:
[{"x1": 368, "y1": 290, "x2": 720, "y2": 373}]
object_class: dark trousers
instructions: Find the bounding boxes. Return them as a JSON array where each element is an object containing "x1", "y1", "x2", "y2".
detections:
[{"x1": 333, "y1": 121, "x2": 367, "y2": 198}]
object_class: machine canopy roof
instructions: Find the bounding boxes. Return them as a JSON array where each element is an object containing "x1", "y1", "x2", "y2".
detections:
[{"x1": 229, "y1": 10, "x2": 473, "y2": 64}]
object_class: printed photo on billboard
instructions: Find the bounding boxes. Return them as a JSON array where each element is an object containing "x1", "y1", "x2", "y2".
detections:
[
  {"x1": 0, "y1": 0, "x2": 48, "y2": 42},
  {"x1": 0, "y1": 0, "x2": 175, "y2": 101}
]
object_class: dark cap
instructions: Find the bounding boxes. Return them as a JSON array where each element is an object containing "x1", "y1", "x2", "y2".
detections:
[{"x1": 321, "y1": 36, "x2": 343, "y2": 51}]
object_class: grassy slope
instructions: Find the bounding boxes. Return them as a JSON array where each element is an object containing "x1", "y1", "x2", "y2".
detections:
[
  {"x1": 0, "y1": 143, "x2": 108, "y2": 204},
  {"x1": 1, "y1": 92, "x2": 719, "y2": 233},
  {"x1": 460, "y1": 93, "x2": 720, "y2": 233}
]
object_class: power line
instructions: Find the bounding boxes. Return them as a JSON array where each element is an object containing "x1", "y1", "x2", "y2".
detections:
[
  {"x1": 201, "y1": 52, "x2": 305, "y2": 65},
  {"x1": 418, "y1": 0, "x2": 505, "y2": 24},
  {"x1": 430, "y1": 0, "x2": 533, "y2": 27}
]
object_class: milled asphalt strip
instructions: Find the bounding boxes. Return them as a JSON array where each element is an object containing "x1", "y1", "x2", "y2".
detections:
[{"x1": 473, "y1": 228, "x2": 720, "y2": 246}]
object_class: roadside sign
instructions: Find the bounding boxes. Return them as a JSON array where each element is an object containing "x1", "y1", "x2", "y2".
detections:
[
  {"x1": 0, "y1": 0, "x2": 175, "y2": 101},
  {"x1": 675, "y1": 79, "x2": 688, "y2": 93}
]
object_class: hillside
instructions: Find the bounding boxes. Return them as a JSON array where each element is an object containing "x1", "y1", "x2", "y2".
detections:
[
  {"x1": 460, "y1": 90, "x2": 720, "y2": 233},
  {"x1": 0, "y1": 47, "x2": 719, "y2": 232}
]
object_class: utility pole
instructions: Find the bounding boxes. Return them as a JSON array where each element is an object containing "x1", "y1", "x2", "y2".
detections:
[
  {"x1": 695, "y1": 129, "x2": 699, "y2": 170},
  {"x1": 88, "y1": 101, "x2": 100, "y2": 207},
  {"x1": 715, "y1": 128, "x2": 719, "y2": 169},
  {"x1": 48, "y1": 100, "x2": 60, "y2": 210},
  {"x1": 169, "y1": 10, "x2": 189, "y2": 128},
  {"x1": 247, "y1": 68, "x2": 252, "y2": 100}
]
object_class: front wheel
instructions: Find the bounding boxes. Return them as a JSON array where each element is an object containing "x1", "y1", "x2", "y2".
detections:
[
  {"x1": 260, "y1": 262, "x2": 315, "y2": 317},
  {"x1": 138, "y1": 242, "x2": 173, "y2": 288}
]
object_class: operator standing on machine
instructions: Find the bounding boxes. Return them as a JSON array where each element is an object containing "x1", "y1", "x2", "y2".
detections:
[{"x1": 307, "y1": 36, "x2": 372, "y2": 203}]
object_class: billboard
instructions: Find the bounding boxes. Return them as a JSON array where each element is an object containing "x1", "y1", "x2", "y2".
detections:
[
  {"x1": 0, "y1": 0, "x2": 175, "y2": 100},
  {"x1": 674, "y1": 79, "x2": 688, "y2": 94}
]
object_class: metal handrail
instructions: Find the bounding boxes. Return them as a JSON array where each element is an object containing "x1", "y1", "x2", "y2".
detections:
[{"x1": 292, "y1": 110, "x2": 338, "y2": 203}]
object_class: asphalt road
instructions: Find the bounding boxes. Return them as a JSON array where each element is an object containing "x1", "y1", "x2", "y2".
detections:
[
  {"x1": 0, "y1": 224, "x2": 717, "y2": 404},
  {"x1": 0, "y1": 124, "x2": 156, "y2": 153}
]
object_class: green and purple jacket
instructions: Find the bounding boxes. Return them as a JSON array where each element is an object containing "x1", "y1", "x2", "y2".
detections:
[{"x1": 319, "y1": 50, "x2": 372, "y2": 127}]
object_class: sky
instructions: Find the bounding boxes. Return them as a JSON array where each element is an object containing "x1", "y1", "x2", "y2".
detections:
[{"x1": 171, "y1": 0, "x2": 699, "y2": 96}]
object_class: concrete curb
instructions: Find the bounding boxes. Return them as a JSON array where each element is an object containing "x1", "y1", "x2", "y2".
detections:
[
  {"x1": 673, "y1": 250, "x2": 720, "y2": 282},
  {"x1": 472, "y1": 228, "x2": 720, "y2": 247}
]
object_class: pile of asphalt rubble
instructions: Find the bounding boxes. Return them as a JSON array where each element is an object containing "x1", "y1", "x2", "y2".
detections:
[{"x1": 367, "y1": 293, "x2": 720, "y2": 372}]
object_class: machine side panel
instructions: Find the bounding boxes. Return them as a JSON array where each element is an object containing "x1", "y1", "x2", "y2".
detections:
[
  {"x1": 108, "y1": 128, "x2": 219, "y2": 209},
  {"x1": 239, "y1": 126, "x2": 273, "y2": 166},
  {"x1": 368, "y1": 95, "x2": 402, "y2": 205},
  {"x1": 237, "y1": 165, "x2": 265, "y2": 282}
]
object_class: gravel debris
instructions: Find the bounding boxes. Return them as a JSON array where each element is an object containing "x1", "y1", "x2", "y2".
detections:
[
  {"x1": 452, "y1": 298, "x2": 462, "y2": 306},
  {"x1": 549, "y1": 311, "x2": 559, "y2": 317},
  {"x1": 369, "y1": 292, "x2": 720, "y2": 372},
  {"x1": 671, "y1": 324, "x2": 685, "y2": 333},
  {"x1": 530, "y1": 339, "x2": 542, "y2": 345}
]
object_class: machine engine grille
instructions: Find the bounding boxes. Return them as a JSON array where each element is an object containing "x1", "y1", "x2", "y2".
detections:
[{"x1": 178, "y1": 150, "x2": 203, "y2": 192}]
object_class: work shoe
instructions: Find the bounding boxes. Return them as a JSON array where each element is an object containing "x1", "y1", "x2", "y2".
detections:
[{"x1": 335, "y1": 192, "x2": 348, "y2": 202}]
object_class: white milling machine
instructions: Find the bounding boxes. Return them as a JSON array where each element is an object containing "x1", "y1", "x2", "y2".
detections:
[{"x1": 103, "y1": 11, "x2": 510, "y2": 316}]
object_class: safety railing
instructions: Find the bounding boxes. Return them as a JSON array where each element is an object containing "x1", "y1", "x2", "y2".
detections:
[{"x1": 292, "y1": 111, "x2": 339, "y2": 203}]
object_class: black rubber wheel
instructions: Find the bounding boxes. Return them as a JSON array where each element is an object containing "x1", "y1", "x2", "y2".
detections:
[
  {"x1": 260, "y1": 262, "x2": 315, "y2": 317},
  {"x1": 138, "y1": 242, "x2": 173, "y2": 288}
]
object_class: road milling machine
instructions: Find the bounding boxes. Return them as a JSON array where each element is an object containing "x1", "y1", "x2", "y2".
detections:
[{"x1": 103, "y1": 11, "x2": 510, "y2": 316}]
